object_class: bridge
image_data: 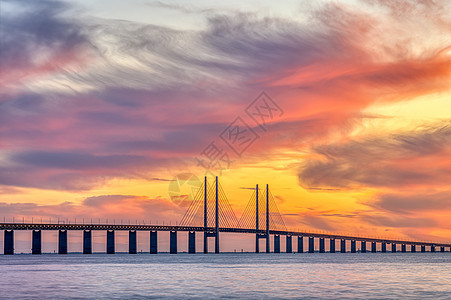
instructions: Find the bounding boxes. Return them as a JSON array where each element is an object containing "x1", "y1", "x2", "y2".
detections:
[{"x1": 2, "y1": 177, "x2": 450, "y2": 255}]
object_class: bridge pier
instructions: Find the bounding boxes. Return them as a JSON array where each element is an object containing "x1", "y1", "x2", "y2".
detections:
[
  {"x1": 297, "y1": 236, "x2": 303, "y2": 253},
  {"x1": 286, "y1": 235, "x2": 292, "y2": 253},
  {"x1": 129, "y1": 230, "x2": 137, "y2": 254},
  {"x1": 440, "y1": 246, "x2": 445, "y2": 253},
  {"x1": 274, "y1": 235, "x2": 280, "y2": 253},
  {"x1": 411, "y1": 244, "x2": 416, "y2": 252},
  {"x1": 391, "y1": 243, "x2": 396, "y2": 253},
  {"x1": 32, "y1": 230, "x2": 41, "y2": 255},
  {"x1": 83, "y1": 230, "x2": 92, "y2": 254},
  {"x1": 351, "y1": 240, "x2": 356, "y2": 253},
  {"x1": 361, "y1": 241, "x2": 366, "y2": 253},
  {"x1": 308, "y1": 237, "x2": 314, "y2": 253},
  {"x1": 170, "y1": 231, "x2": 177, "y2": 254},
  {"x1": 421, "y1": 245, "x2": 426, "y2": 253},
  {"x1": 401, "y1": 244, "x2": 406, "y2": 253},
  {"x1": 58, "y1": 230, "x2": 68, "y2": 254},
  {"x1": 255, "y1": 234, "x2": 259, "y2": 253},
  {"x1": 266, "y1": 234, "x2": 270, "y2": 253},
  {"x1": 340, "y1": 239, "x2": 346, "y2": 253},
  {"x1": 330, "y1": 238, "x2": 335, "y2": 253},
  {"x1": 371, "y1": 242, "x2": 376, "y2": 253},
  {"x1": 381, "y1": 242, "x2": 387, "y2": 253},
  {"x1": 188, "y1": 231, "x2": 196, "y2": 253},
  {"x1": 150, "y1": 231, "x2": 158, "y2": 254},
  {"x1": 107, "y1": 230, "x2": 115, "y2": 254},
  {"x1": 319, "y1": 238, "x2": 325, "y2": 253},
  {"x1": 4, "y1": 230, "x2": 14, "y2": 255},
  {"x1": 431, "y1": 245, "x2": 435, "y2": 253}
]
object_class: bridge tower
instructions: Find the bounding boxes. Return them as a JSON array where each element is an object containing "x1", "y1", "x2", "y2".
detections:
[
  {"x1": 180, "y1": 176, "x2": 238, "y2": 253},
  {"x1": 203, "y1": 176, "x2": 220, "y2": 253},
  {"x1": 255, "y1": 184, "x2": 260, "y2": 253},
  {"x1": 255, "y1": 184, "x2": 270, "y2": 253},
  {"x1": 238, "y1": 183, "x2": 286, "y2": 253},
  {"x1": 266, "y1": 184, "x2": 270, "y2": 253}
]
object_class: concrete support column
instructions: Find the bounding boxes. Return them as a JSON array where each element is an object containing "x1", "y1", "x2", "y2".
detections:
[
  {"x1": 203, "y1": 232, "x2": 208, "y2": 254},
  {"x1": 150, "y1": 231, "x2": 158, "y2": 254},
  {"x1": 319, "y1": 238, "x2": 325, "y2": 253},
  {"x1": 308, "y1": 237, "x2": 314, "y2": 253},
  {"x1": 255, "y1": 234, "x2": 259, "y2": 254},
  {"x1": 330, "y1": 238, "x2": 335, "y2": 253},
  {"x1": 129, "y1": 230, "x2": 137, "y2": 254},
  {"x1": 340, "y1": 239, "x2": 346, "y2": 253},
  {"x1": 83, "y1": 230, "x2": 92, "y2": 254},
  {"x1": 297, "y1": 236, "x2": 303, "y2": 253},
  {"x1": 371, "y1": 242, "x2": 377, "y2": 253},
  {"x1": 32, "y1": 230, "x2": 41, "y2": 255},
  {"x1": 391, "y1": 243, "x2": 396, "y2": 253},
  {"x1": 401, "y1": 244, "x2": 406, "y2": 253},
  {"x1": 351, "y1": 240, "x2": 356, "y2": 253},
  {"x1": 440, "y1": 246, "x2": 445, "y2": 253},
  {"x1": 361, "y1": 241, "x2": 366, "y2": 253},
  {"x1": 274, "y1": 235, "x2": 280, "y2": 253},
  {"x1": 4, "y1": 230, "x2": 14, "y2": 255},
  {"x1": 58, "y1": 230, "x2": 67, "y2": 254},
  {"x1": 431, "y1": 245, "x2": 435, "y2": 253},
  {"x1": 421, "y1": 245, "x2": 426, "y2": 253},
  {"x1": 107, "y1": 230, "x2": 115, "y2": 254},
  {"x1": 381, "y1": 242, "x2": 387, "y2": 253},
  {"x1": 189, "y1": 232, "x2": 196, "y2": 254},
  {"x1": 265, "y1": 234, "x2": 270, "y2": 254},
  {"x1": 286, "y1": 235, "x2": 292, "y2": 253},
  {"x1": 411, "y1": 244, "x2": 416, "y2": 253},
  {"x1": 170, "y1": 231, "x2": 177, "y2": 254}
]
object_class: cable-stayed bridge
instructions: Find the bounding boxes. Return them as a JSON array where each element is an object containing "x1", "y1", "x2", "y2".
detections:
[{"x1": 1, "y1": 177, "x2": 450, "y2": 254}]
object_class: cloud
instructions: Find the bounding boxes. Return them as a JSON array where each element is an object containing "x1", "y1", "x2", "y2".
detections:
[
  {"x1": 298, "y1": 122, "x2": 451, "y2": 189},
  {"x1": 0, "y1": 194, "x2": 183, "y2": 221},
  {"x1": 0, "y1": 0, "x2": 91, "y2": 91},
  {"x1": 361, "y1": 213, "x2": 437, "y2": 228},
  {"x1": 83, "y1": 195, "x2": 131, "y2": 207},
  {"x1": 1, "y1": 0, "x2": 451, "y2": 196},
  {"x1": 370, "y1": 191, "x2": 451, "y2": 214},
  {"x1": 302, "y1": 215, "x2": 335, "y2": 232},
  {"x1": 11, "y1": 151, "x2": 148, "y2": 170}
]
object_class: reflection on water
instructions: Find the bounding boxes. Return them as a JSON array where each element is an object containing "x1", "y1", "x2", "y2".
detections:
[{"x1": 0, "y1": 253, "x2": 450, "y2": 299}]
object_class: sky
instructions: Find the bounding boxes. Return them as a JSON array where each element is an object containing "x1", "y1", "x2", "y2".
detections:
[{"x1": 0, "y1": 0, "x2": 450, "y2": 252}]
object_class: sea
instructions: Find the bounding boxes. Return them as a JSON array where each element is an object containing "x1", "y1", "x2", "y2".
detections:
[{"x1": 0, "y1": 253, "x2": 450, "y2": 299}]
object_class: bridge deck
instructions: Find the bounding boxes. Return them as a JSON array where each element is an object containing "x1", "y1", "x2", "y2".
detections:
[{"x1": 1, "y1": 223, "x2": 449, "y2": 248}]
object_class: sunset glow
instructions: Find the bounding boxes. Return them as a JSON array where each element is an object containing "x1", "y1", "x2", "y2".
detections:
[{"x1": 1, "y1": 0, "x2": 450, "y2": 252}]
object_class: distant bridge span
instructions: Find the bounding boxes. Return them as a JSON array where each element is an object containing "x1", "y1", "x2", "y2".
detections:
[{"x1": 2, "y1": 177, "x2": 450, "y2": 254}]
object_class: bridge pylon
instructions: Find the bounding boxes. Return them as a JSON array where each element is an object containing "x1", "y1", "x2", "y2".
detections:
[
  {"x1": 202, "y1": 176, "x2": 219, "y2": 253},
  {"x1": 180, "y1": 176, "x2": 238, "y2": 253},
  {"x1": 239, "y1": 183, "x2": 286, "y2": 253}
]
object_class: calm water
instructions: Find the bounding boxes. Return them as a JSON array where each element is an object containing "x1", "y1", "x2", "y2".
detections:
[{"x1": 0, "y1": 253, "x2": 450, "y2": 299}]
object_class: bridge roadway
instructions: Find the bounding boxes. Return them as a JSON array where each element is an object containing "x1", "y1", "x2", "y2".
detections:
[{"x1": 1, "y1": 223, "x2": 450, "y2": 248}]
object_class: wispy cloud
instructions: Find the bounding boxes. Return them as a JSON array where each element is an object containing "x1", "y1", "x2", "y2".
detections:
[{"x1": 298, "y1": 122, "x2": 451, "y2": 189}]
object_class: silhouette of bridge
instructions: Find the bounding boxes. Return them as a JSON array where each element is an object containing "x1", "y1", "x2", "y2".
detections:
[{"x1": 1, "y1": 177, "x2": 450, "y2": 254}]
